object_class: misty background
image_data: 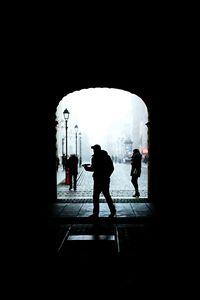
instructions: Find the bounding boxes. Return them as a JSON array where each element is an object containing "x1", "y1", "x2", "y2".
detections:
[{"x1": 56, "y1": 88, "x2": 148, "y2": 164}]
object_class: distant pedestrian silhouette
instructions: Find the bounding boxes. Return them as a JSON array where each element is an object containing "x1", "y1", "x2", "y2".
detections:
[
  {"x1": 83, "y1": 144, "x2": 116, "y2": 218},
  {"x1": 130, "y1": 149, "x2": 142, "y2": 197},
  {"x1": 68, "y1": 154, "x2": 78, "y2": 191}
]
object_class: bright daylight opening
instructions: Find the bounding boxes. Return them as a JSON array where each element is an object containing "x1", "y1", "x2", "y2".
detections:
[{"x1": 56, "y1": 88, "x2": 148, "y2": 199}]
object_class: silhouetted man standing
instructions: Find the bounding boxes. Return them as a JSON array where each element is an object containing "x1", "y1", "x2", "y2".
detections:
[{"x1": 83, "y1": 144, "x2": 116, "y2": 218}]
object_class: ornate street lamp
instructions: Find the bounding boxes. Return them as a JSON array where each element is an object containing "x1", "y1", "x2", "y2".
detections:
[{"x1": 63, "y1": 108, "x2": 70, "y2": 158}]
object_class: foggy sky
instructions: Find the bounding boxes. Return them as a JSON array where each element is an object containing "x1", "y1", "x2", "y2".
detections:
[{"x1": 56, "y1": 88, "x2": 148, "y2": 161}]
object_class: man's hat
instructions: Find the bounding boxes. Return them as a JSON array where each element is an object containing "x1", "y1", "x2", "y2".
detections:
[{"x1": 91, "y1": 144, "x2": 101, "y2": 150}]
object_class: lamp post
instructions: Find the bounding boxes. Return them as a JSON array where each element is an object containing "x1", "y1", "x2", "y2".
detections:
[
  {"x1": 79, "y1": 132, "x2": 82, "y2": 167},
  {"x1": 74, "y1": 124, "x2": 78, "y2": 156},
  {"x1": 63, "y1": 108, "x2": 70, "y2": 183},
  {"x1": 62, "y1": 137, "x2": 64, "y2": 155}
]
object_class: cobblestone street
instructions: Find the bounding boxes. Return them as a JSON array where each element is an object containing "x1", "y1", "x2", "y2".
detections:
[{"x1": 57, "y1": 162, "x2": 148, "y2": 200}]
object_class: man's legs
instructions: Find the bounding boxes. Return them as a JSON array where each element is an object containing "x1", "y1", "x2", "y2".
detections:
[
  {"x1": 102, "y1": 180, "x2": 116, "y2": 215},
  {"x1": 73, "y1": 174, "x2": 77, "y2": 191},
  {"x1": 93, "y1": 181, "x2": 101, "y2": 216}
]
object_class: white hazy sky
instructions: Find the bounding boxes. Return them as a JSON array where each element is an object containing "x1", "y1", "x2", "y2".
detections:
[{"x1": 61, "y1": 88, "x2": 143, "y2": 146}]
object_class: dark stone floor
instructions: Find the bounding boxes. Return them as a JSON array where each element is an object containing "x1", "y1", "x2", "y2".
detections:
[{"x1": 36, "y1": 201, "x2": 163, "y2": 297}]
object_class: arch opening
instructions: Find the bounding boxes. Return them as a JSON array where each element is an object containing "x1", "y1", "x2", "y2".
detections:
[{"x1": 55, "y1": 87, "x2": 149, "y2": 203}]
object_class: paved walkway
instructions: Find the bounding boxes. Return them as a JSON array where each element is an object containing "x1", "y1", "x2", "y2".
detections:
[
  {"x1": 57, "y1": 162, "x2": 148, "y2": 199},
  {"x1": 43, "y1": 200, "x2": 157, "y2": 296},
  {"x1": 45, "y1": 202, "x2": 154, "y2": 221},
  {"x1": 44, "y1": 163, "x2": 156, "y2": 295}
]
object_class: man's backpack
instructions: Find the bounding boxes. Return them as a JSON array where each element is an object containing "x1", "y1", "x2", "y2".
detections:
[{"x1": 105, "y1": 154, "x2": 114, "y2": 177}]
